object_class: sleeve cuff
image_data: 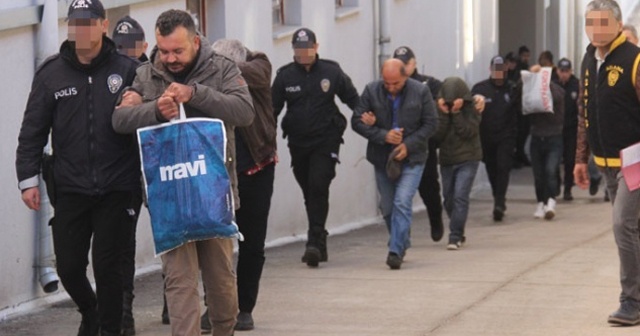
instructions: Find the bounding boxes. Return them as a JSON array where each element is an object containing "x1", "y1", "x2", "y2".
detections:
[{"x1": 18, "y1": 175, "x2": 39, "y2": 191}]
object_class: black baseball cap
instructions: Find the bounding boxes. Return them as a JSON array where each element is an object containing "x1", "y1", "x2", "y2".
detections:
[
  {"x1": 491, "y1": 55, "x2": 504, "y2": 66},
  {"x1": 292, "y1": 28, "x2": 317, "y2": 48},
  {"x1": 113, "y1": 16, "x2": 145, "y2": 49},
  {"x1": 558, "y1": 58, "x2": 572, "y2": 70},
  {"x1": 392, "y1": 46, "x2": 416, "y2": 64},
  {"x1": 67, "y1": 0, "x2": 106, "y2": 21}
]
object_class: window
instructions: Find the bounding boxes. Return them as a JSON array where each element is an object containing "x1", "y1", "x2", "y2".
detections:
[
  {"x1": 273, "y1": 0, "x2": 284, "y2": 26},
  {"x1": 186, "y1": 0, "x2": 206, "y2": 35},
  {"x1": 336, "y1": 0, "x2": 344, "y2": 7},
  {"x1": 335, "y1": 0, "x2": 359, "y2": 20}
]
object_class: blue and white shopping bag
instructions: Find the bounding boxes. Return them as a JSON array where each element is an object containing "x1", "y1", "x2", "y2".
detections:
[{"x1": 137, "y1": 104, "x2": 239, "y2": 255}]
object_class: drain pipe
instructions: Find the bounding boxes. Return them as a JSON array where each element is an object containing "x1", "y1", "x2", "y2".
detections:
[
  {"x1": 34, "y1": 0, "x2": 59, "y2": 294},
  {"x1": 378, "y1": 0, "x2": 392, "y2": 73}
]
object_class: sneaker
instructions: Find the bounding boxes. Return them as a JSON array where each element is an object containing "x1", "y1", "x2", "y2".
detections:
[
  {"x1": 447, "y1": 237, "x2": 466, "y2": 250},
  {"x1": 386, "y1": 252, "x2": 402, "y2": 270},
  {"x1": 235, "y1": 312, "x2": 255, "y2": 331},
  {"x1": 608, "y1": 300, "x2": 640, "y2": 326},
  {"x1": 430, "y1": 218, "x2": 444, "y2": 242},
  {"x1": 544, "y1": 198, "x2": 556, "y2": 220},
  {"x1": 590, "y1": 176, "x2": 601, "y2": 196},
  {"x1": 533, "y1": 202, "x2": 545, "y2": 219},
  {"x1": 201, "y1": 308, "x2": 211, "y2": 334}
]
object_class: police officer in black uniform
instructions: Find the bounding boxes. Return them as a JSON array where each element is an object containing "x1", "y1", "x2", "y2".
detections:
[
  {"x1": 16, "y1": 1, "x2": 140, "y2": 335},
  {"x1": 471, "y1": 56, "x2": 521, "y2": 221},
  {"x1": 272, "y1": 28, "x2": 359, "y2": 267},
  {"x1": 553, "y1": 58, "x2": 580, "y2": 201}
]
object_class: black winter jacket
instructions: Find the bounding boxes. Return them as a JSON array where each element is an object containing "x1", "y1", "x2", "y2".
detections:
[{"x1": 16, "y1": 37, "x2": 140, "y2": 195}]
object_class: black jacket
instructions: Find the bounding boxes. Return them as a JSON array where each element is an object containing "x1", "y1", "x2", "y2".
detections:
[
  {"x1": 410, "y1": 71, "x2": 442, "y2": 101},
  {"x1": 16, "y1": 37, "x2": 140, "y2": 195},
  {"x1": 471, "y1": 78, "x2": 520, "y2": 141},
  {"x1": 272, "y1": 56, "x2": 359, "y2": 147},
  {"x1": 553, "y1": 74, "x2": 579, "y2": 130}
]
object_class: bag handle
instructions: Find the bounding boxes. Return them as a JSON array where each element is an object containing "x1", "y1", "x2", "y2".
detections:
[{"x1": 171, "y1": 103, "x2": 187, "y2": 123}]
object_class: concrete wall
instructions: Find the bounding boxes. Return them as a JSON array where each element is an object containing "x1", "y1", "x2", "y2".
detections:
[{"x1": 0, "y1": 0, "x2": 499, "y2": 319}]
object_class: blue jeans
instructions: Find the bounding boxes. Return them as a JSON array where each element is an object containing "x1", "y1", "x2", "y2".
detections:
[
  {"x1": 530, "y1": 135, "x2": 563, "y2": 203},
  {"x1": 441, "y1": 161, "x2": 480, "y2": 243},
  {"x1": 374, "y1": 163, "x2": 425, "y2": 255}
]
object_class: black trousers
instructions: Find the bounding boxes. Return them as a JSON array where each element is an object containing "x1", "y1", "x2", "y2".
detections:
[
  {"x1": 121, "y1": 192, "x2": 142, "y2": 295},
  {"x1": 52, "y1": 191, "x2": 139, "y2": 334},
  {"x1": 481, "y1": 137, "x2": 516, "y2": 208},
  {"x1": 515, "y1": 113, "x2": 530, "y2": 163},
  {"x1": 562, "y1": 127, "x2": 577, "y2": 191},
  {"x1": 289, "y1": 140, "x2": 340, "y2": 241},
  {"x1": 417, "y1": 139, "x2": 443, "y2": 224},
  {"x1": 236, "y1": 163, "x2": 275, "y2": 313}
]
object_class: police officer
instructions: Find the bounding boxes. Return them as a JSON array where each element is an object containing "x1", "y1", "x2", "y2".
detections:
[
  {"x1": 553, "y1": 58, "x2": 580, "y2": 201},
  {"x1": 471, "y1": 56, "x2": 521, "y2": 222},
  {"x1": 16, "y1": 1, "x2": 140, "y2": 335},
  {"x1": 272, "y1": 28, "x2": 359, "y2": 267},
  {"x1": 112, "y1": 15, "x2": 148, "y2": 63}
]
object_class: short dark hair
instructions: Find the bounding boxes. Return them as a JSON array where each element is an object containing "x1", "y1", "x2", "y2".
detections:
[
  {"x1": 156, "y1": 9, "x2": 196, "y2": 36},
  {"x1": 518, "y1": 45, "x2": 530, "y2": 55}
]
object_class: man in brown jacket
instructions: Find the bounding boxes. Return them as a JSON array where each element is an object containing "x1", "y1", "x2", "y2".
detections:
[{"x1": 112, "y1": 10, "x2": 254, "y2": 336}]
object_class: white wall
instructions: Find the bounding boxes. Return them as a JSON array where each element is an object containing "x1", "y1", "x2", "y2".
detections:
[{"x1": 0, "y1": 0, "x2": 499, "y2": 319}]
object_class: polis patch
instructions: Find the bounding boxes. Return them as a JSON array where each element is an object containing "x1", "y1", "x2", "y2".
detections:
[{"x1": 108, "y1": 74, "x2": 123, "y2": 94}]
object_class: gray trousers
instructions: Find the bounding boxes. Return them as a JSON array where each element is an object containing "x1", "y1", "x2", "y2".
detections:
[{"x1": 602, "y1": 167, "x2": 640, "y2": 303}]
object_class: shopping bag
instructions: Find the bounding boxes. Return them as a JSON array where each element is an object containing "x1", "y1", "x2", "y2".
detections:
[
  {"x1": 521, "y1": 67, "x2": 554, "y2": 114},
  {"x1": 137, "y1": 104, "x2": 238, "y2": 255}
]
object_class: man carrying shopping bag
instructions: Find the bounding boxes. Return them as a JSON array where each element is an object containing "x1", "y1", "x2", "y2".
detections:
[{"x1": 113, "y1": 9, "x2": 254, "y2": 336}]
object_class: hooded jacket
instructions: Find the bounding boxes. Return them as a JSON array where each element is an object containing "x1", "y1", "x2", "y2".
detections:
[
  {"x1": 112, "y1": 36, "x2": 254, "y2": 208},
  {"x1": 16, "y1": 36, "x2": 139, "y2": 195},
  {"x1": 433, "y1": 77, "x2": 482, "y2": 166}
]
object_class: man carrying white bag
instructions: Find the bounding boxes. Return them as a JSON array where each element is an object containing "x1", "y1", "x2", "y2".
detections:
[{"x1": 113, "y1": 9, "x2": 254, "y2": 336}]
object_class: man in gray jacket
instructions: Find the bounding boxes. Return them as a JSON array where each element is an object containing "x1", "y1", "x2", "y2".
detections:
[
  {"x1": 113, "y1": 10, "x2": 254, "y2": 336},
  {"x1": 352, "y1": 59, "x2": 437, "y2": 270}
]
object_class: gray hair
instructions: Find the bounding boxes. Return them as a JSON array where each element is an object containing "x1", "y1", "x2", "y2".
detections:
[
  {"x1": 623, "y1": 24, "x2": 638, "y2": 38},
  {"x1": 585, "y1": 0, "x2": 622, "y2": 22},
  {"x1": 211, "y1": 39, "x2": 247, "y2": 63}
]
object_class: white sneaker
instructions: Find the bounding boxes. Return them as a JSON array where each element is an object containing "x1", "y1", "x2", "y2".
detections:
[
  {"x1": 544, "y1": 198, "x2": 556, "y2": 220},
  {"x1": 534, "y1": 202, "x2": 545, "y2": 219}
]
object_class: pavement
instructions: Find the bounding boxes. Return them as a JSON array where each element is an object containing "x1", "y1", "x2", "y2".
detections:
[{"x1": 1, "y1": 166, "x2": 639, "y2": 336}]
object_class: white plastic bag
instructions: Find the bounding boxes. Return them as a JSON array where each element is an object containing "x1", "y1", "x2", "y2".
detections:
[{"x1": 521, "y1": 67, "x2": 554, "y2": 114}]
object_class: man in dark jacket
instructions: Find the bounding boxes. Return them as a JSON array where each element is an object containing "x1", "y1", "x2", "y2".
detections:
[
  {"x1": 575, "y1": 0, "x2": 640, "y2": 326},
  {"x1": 16, "y1": 1, "x2": 140, "y2": 335},
  {"x1": 553, "y1": 58, "x2": 580, "y2": 201},
  {"x1": 272, "y1": 28, "x2": 359, "y2": 267},
  {"x1": 212, "y1": 39, "x2": 277, "y2": 331},
  {"x1": 352, "y1": 59, "x2": 438, "y2": 270},
  {"x1": 472, "y1": 56, "x2": 520, "y2": 222}
]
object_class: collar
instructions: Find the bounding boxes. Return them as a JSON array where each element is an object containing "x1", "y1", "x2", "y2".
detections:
[{"x1": 593, "y1": 33, "x2": 627, "y2": 61}]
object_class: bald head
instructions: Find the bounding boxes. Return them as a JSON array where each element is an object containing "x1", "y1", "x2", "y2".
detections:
[{"x1": 382, "y1": 58, "x2": 408, "y2": 96}]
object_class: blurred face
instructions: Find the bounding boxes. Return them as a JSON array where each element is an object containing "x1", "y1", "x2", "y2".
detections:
[
  {"x1": 490, "y1": 63, "x2": 506, "y2": 81},
  {"x1": 404, "y1": 58, "x2": 417, "y2": 75},
  {"x1": 117, "y1": 39, "x2": 148, "y2": 59},
  {"x1": 156, "y1": 26, "x2": 200, "y2": 74},
  {"x1": 556, "y1": 68, "x2": 572, "y2": 83},
  {"x1": 585, "y1": 10, "x2": 622, "y2": 48},
  {"x1": 520, "y1": 51, "x2": 530, "y2": 64},
  {"x1": 507, "y1": 60, "x2": 517, "y2": 70},
  {"x1": 68, "y1": 18, "x2": 108, "y2": 51},
  {"x1": 382, "y1": 67, "x2": 408, "y2": 96},
  {"x1": 293, "y1": 44, "x2": 318, "y2": 66}
]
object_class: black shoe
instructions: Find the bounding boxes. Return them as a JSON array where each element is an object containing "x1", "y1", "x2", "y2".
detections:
[
  {"x1": 430, "y1": 218, "x2": 444, "y2": 242},
  {"x1": 201, "y1": 308, "x2": 212, "y2": 334},
  {"x1": 590, "y1": 176, "x2": 601, "y2": 196},
  {"x1": 302, "y1": 246, "x2": 321, "y2": 267},
  {"x1": 604, "y1": 190, "x2": 610, "y2": 202},
  {"x1": 234, "y1": 312, "x2": 255, "y2": 331},
  {"x1": 492, "y1": 206, "x2": 505, "y2": 222},
  {"x1": 386, "y1": 252, "x2": 402, "y2": 270},
  {"x1": 608, "y1": 300, "x2": 640, "y2": 326},
  {"x1": 122, "y1": 292, "x2": 135, "y2": 336},
  {"x1": 563, "y1": 191, "x2": 573, "y2": 201},
  {"x1": 77, "y1": 308, "x2": 99, "y2": 336},
  {"x1": 161, "y1": 294, "x2": 170, "y2": 325}
]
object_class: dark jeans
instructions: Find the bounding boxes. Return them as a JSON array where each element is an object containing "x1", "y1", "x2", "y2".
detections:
[
  {"x1": 516, "y1": 113, "x2": 530, "y2": 163},
  {"x1": 236, "y1": 163, "x2": 275, "y2": 314},
  {"x1": 481, "y1": 136, "x2": 515, "y2": 208},
  {"x1": 563, "y1": 127, "x2": 577, "y2": 191},
  {"x1": 52, "y1": 191, "x2": 139, "y2": 334},
  {"x1": 530, "y1": 135, "x2": 563, "y2": 203},
  {"x1": 417, "y1": 139, "x2": 443, "y2": 225},
  {"x1": 289, "y1": 139, "x2": 340, "y2": 242}
]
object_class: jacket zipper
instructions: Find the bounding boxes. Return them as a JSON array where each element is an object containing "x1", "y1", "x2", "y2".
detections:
[{"x1": 87, "y1": 75, "x2": 99, "y2": 193}]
